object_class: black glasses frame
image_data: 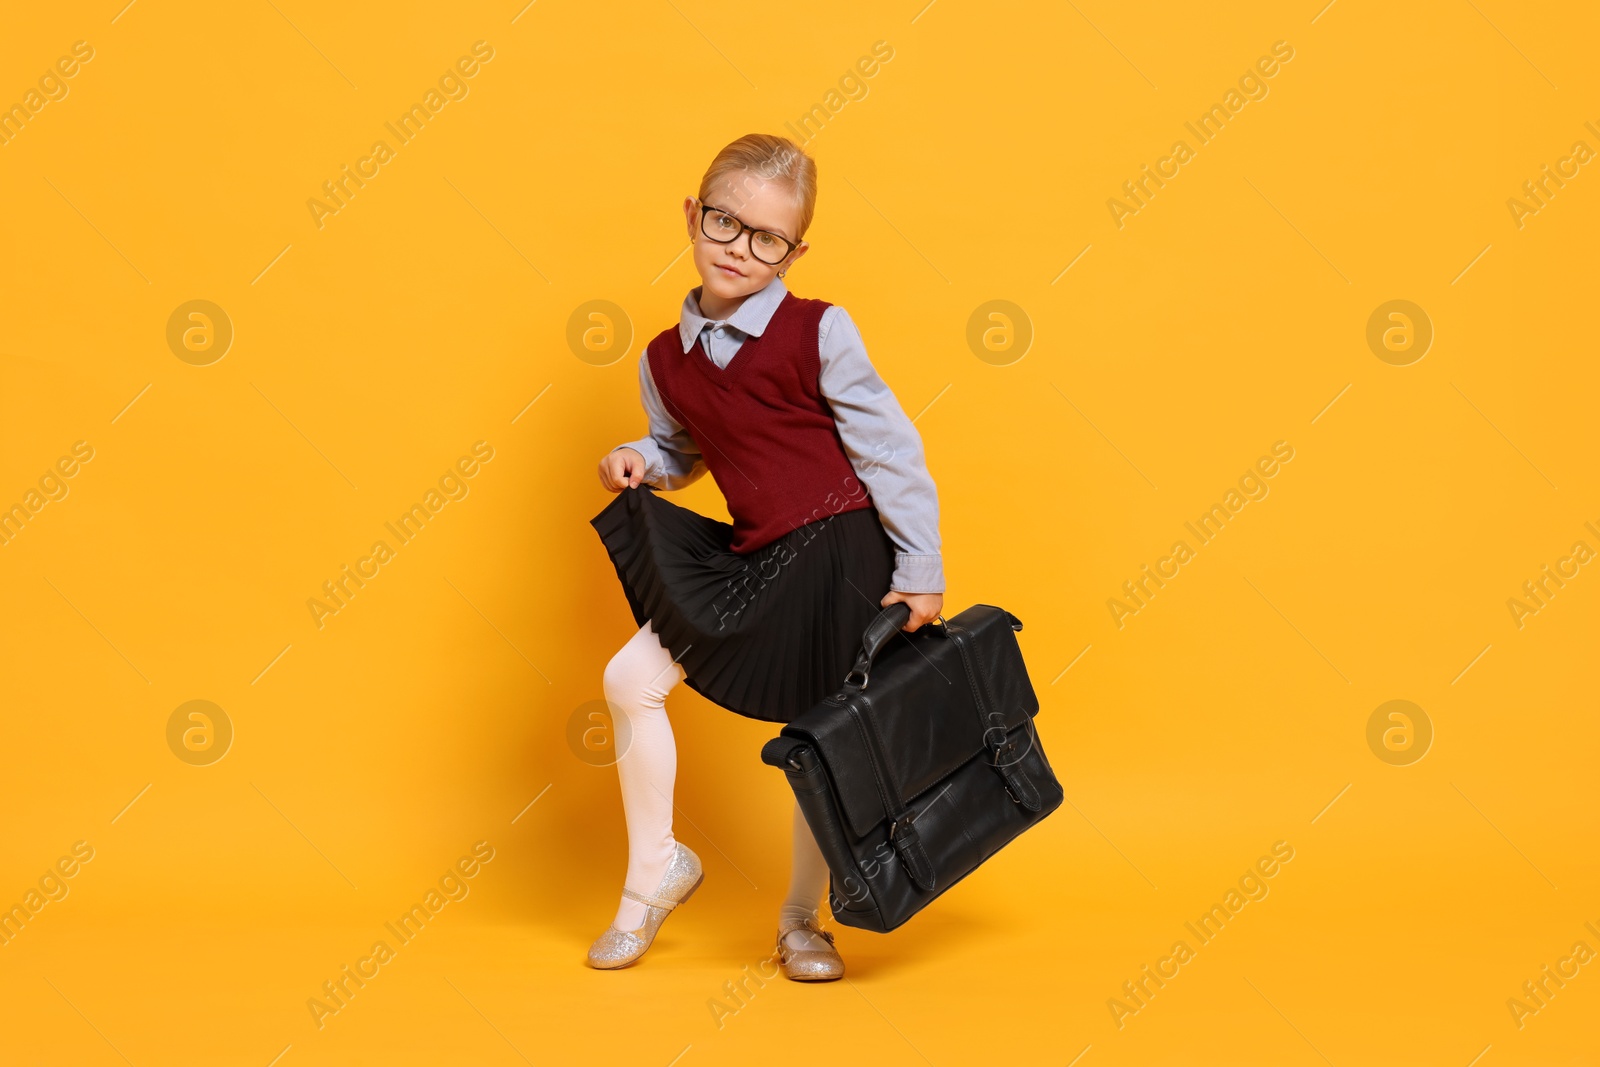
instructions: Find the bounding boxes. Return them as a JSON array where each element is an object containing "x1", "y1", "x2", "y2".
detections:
[{"x1": 696, "y1": 200, "x2": 801, "y2": 265}]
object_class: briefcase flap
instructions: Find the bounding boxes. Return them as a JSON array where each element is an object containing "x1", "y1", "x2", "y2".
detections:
[{"x1": 781, "y1": 604, "x2": 1039, "y2": 841}]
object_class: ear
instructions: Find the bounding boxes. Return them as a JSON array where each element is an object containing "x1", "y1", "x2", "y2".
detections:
[{"x1": 683, "y1": 195, "x2": 700, "y2": 238}]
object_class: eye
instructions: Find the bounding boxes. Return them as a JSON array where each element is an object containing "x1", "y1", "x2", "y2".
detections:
[
  {"x1": 754, "y1": 231, "x2": 779, "y2": 248},
  {"x1": 711, "y1": 211, "x2": 738, "y2": 230}
]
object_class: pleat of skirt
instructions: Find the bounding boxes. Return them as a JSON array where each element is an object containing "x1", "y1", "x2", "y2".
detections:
[{"x1": 590, "y1": 484, "x2": 897, "y2": 724}]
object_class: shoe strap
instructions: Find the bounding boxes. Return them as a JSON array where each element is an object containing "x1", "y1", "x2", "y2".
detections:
[
  {"x1": 778, "y1": 916, "x2": 835, "y2": 945},
  {"x1": 621, "y1": 886, "x2": 678, "y2": 911}
]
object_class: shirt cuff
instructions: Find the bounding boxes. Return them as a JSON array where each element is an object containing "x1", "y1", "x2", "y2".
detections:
[
  {"x1": 611, "y1": 440, "x2": 663, "y2": 485},
  {"x1": 890, "y1": 553, "x2": 944, "y2": 594}
]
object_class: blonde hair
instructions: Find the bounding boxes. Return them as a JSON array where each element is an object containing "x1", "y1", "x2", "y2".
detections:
[{"x1": 697, "y1": 133, "x2": 818, "y2": 242}]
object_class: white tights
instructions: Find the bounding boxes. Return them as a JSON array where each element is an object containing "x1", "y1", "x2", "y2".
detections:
[{"x1": 601, "y1": 620, "x2": 835, "y2": 952}]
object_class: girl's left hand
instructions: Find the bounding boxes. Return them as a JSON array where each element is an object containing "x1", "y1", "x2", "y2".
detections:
[{"x1": 881, "y1": 590, "x2": 943, "y2": 631}]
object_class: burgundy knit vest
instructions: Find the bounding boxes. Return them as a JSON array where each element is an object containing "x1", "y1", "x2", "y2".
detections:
[{"x1": 647, "y1": 290, "x2": 875, "y2": 554}]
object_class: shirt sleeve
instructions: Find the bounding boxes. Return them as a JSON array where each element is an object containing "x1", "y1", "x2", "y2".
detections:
[
  {"x1": 611, "y1": 349, "x2": 708, "y2": 491},
  {"x1": 817, "y1": 306, "x2": 945, "y2": 594}
]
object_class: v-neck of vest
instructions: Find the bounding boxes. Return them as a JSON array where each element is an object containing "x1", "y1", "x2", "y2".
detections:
[{"x1": 686, "y1": 292, "x2": 787, "y2": 391}]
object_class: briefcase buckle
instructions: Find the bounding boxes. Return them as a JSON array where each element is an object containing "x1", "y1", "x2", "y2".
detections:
[
  {"x1": 889, "y1": 811, "x2": 917, "y2": 840},
  {"x1": 1002, "y1": 777, "x2": 1022, "y2": 805}
]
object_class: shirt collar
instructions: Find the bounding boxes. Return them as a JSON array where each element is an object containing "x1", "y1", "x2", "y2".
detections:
[{"x1": 678, "y1": 274, "x2": 789, "y2": 353}]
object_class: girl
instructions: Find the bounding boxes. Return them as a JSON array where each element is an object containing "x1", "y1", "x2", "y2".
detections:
[{"x1": 587, "y1": 133, "x2": 944, "y2": 980}]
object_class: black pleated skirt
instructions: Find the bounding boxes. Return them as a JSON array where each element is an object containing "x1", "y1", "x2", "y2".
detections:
[{"x1": 590, "y1": 485, "x2": 896, "y2": 724}]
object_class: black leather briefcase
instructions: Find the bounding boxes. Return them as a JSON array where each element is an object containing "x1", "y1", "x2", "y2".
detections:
[{"x1": 760, "y1": 602, "x2": 1063, "y2": 933}]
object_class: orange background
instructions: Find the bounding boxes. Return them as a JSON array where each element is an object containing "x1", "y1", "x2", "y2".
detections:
[{"x1": 2, "y1": 1, "x2": 1596, "y2": 1064}]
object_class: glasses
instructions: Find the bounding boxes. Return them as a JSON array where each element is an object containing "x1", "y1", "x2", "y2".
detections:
[{"x1": 696, "y1": 200, "x2": 801, "y2": 265}]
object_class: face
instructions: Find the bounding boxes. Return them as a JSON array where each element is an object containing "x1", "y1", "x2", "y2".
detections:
[{"x1": 683, "y1": 170, "x2": 809, "y2": 313}]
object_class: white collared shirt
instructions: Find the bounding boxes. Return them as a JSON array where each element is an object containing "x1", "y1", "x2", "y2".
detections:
[{"x1": 613, "y1": 275, "x2": 944, "y2": 594}]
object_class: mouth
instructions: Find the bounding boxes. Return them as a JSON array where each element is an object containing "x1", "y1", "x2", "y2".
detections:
[{"x1": 715, "y1": 263, "x2": 744, "y2": 277}]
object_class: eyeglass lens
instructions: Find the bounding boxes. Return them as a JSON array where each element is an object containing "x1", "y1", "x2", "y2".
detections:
[{"x1": 702, "y1": 208, "x2": 790, "y2": 265}]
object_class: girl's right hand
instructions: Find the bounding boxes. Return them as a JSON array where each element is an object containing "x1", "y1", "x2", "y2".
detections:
[{"x1": 599, "y1": 447, "x2": 647, "y2": 491}]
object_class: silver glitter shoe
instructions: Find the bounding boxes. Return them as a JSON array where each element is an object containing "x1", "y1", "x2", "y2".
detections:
[
  {"x1": 775, "y1": 916, "x2": 844, "y2": 981},
  {"x1": 586, "y1": 842, "x2": 704, "y2": 969}
]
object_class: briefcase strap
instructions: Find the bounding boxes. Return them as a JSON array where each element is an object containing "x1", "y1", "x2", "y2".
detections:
[
  {"x1": 760, "y1": 735, "x2": 806, "y2": 770},
  {"x1": 947, "y1": 621, "x2": 1044, "y2": 813},
  {"x1": 845, "y1": 702, "x2": 939, "y2": 892}
]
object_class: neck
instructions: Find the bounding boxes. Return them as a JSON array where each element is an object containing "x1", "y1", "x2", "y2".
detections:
[{"x1": 695, "y1": 285, "x2": 748, "y2": 322}]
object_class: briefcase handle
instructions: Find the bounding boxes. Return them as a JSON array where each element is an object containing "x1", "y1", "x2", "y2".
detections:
[{"x1": 842, "y1": 602, "x2": 947, "y2": 690}]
